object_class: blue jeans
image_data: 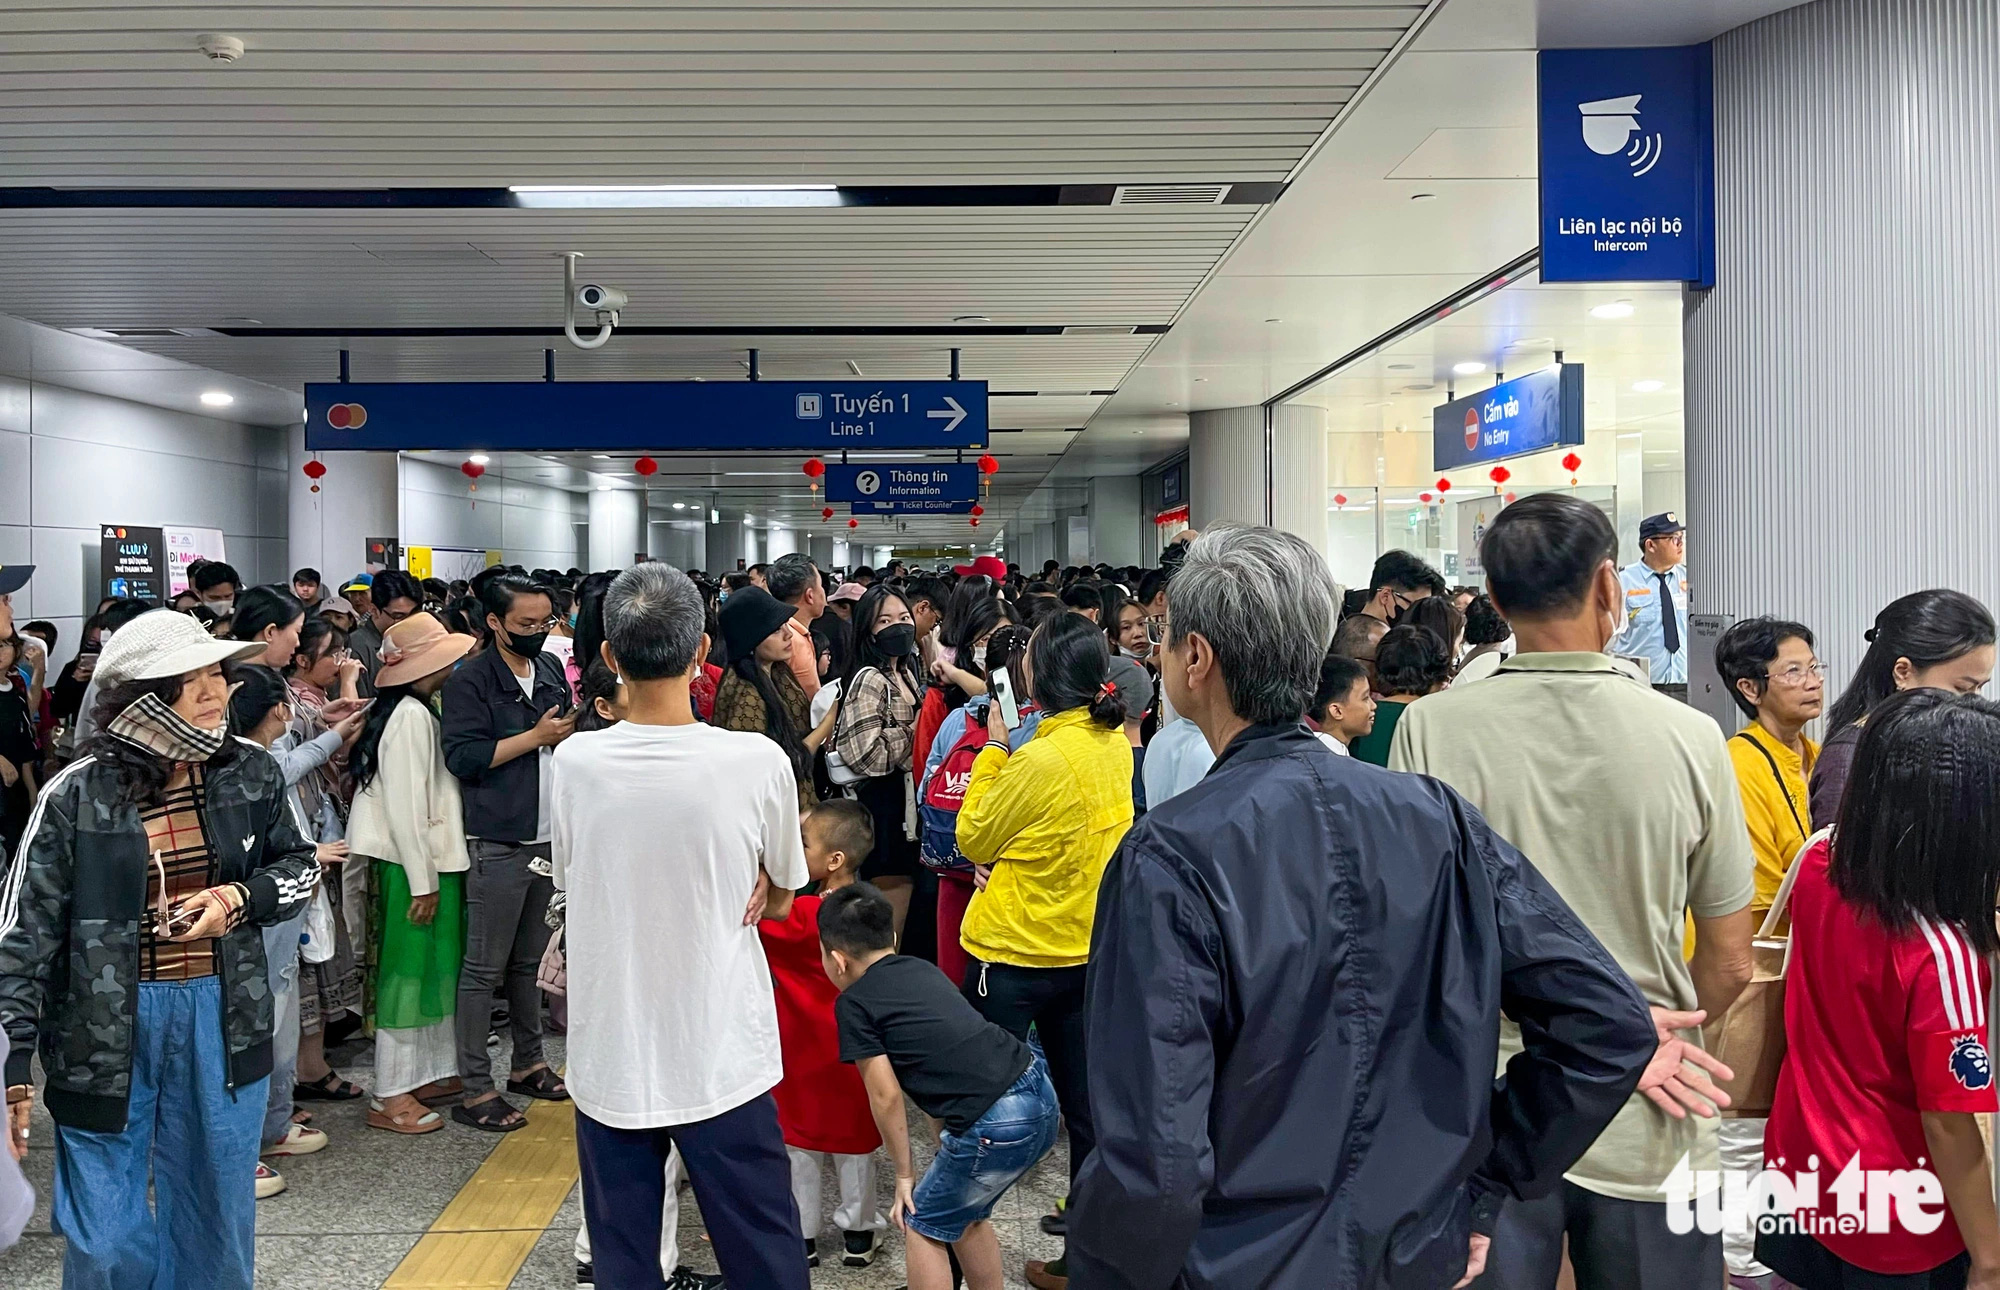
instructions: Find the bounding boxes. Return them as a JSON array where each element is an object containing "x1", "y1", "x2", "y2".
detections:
[
  {"x1": 53, "y1": 976, "x2": 268, "y2": 1290},
  {"x1": 262, "y1": 908, "x2": 307, "y2": 1146},
  {"x1": 908, "y1": 1055, "x2": 1061, "y2": 1243}
]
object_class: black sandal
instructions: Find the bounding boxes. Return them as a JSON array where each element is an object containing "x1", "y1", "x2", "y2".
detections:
[
  {"x1": 294, "y1": 1071, "x2": 366, "y2": 1101},
  {"x1": 451, "y1": 1097, "x2": 527, "y2": 1133},
  {"x1": 506, "y1": 1067, "x2": 570, "y2": 1102}
]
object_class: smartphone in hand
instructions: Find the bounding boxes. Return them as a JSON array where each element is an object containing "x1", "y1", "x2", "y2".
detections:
[{"x1": 988, "y1": 667, "x2": 1022, "y2": 730}]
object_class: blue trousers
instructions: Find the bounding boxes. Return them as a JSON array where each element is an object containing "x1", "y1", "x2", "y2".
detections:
[
  {"x1": 575, "y1": 1092, "x2": 808, "y2": 1290},
  {"x1": 262, "y1": 908, "x2": 307, "y2": 1146},
  {"x1": 53, "y1": 976, "x2": 268, "y2": 1290}
]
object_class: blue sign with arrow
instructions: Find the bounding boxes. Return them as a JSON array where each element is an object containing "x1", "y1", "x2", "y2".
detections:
[
  {"x1": 1431, "y1": 364, "x2": 1584, "y2": 471},
  {"x1": 827, "y1": 462, "x2": 980, "y2": 514},
  {"x1": 1538, "y1": 45, "x2": 1715, "y2": 285},
  {"x1": 304, "y1": 379, "x2": 988, "y2": 452}
]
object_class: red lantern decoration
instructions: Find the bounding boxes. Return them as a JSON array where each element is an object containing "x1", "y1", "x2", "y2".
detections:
[
  {"x1": 821, "y1": 506, "x2": 834, "y2": 521},
  {"x1": 1332, "y1": 493, "x2": 1347, "y2": 507},
  {"x1": 1504, "y1": 491, "x2": 1518, "y2": 504},
  {"x1": 460, "y1": 460, "x2": 485, "y2": 480},
  {"x1": 302, "y1": 459, "x2": 327, "y2": 480},
  {"x1": 1419, "y1": 492, "x2": 1434, "y2": 504},
  {"x1": 802, "y1": 458, "x2": 826, "y2": 480},
  {"x1": 1561, "y1": 451, "x2": 1582, "y2": 474},
  {"x1": 847, "y1": 518, "x2": 859, "y2": 529},
  {"x1": 970, "y1": 503, "x2": 985, "y2": 518},
  {"x1": 977, "y1": 454, "x2": 999, "y2": 476},
  {"x1": 969, "y1": 518, "x2": 980, "y2": 528},
  {"x1": 1488, "y1": 465, "x2": 1511, "y2": 485},
  {"x1": 634, "y1": 456, "x2": 658, "y2": 477},
  {"x1": 1436, "y1": 478, "x2": 1452, "y2": 493}
]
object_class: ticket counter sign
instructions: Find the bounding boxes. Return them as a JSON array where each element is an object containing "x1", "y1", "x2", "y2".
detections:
[{"x1": 1539, "y1": 45, "x2": 1716, "y2": 285}]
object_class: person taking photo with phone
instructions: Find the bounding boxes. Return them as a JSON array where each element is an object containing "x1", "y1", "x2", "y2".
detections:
[
  {"x1": 954, "y1": 611, "x2": 1135, "y2": 1289},
  {"x1": 0, "y1": 610, "x2": 320, "y2": 1290}
]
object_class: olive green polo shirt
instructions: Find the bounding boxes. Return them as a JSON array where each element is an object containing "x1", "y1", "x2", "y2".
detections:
[{"x1": 1390, "y1": 651, "x2": 1755, "y2": 1202}]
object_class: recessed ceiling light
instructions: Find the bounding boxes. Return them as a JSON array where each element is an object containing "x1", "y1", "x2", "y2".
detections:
[
  {"x1": 1590, "y1": 300, "x2": 1636, "y2": 319},
  {"x1": 1452, "y1": 361, "x2": 1486, "y2": 376},
  {"x1": 468, "y1": 453, "x2": 489, "y2": 464},
  {"x1": 1632, "y1": 379, "x2": 1665, "y2": 393},
  {"x1": 508, "y1": 183, "x2": 840, "y2": 209},
  {"x1": 1506, "y1": 336, "x2": 1554, "y2": 348},
  {"x1": 1410, "y1": 192, "x2": 1437, "y2": 201},
  {"x1": 591, "y1": 453, "x2": 611, "y2": 459},
  {"x1": 596, "y1": 484, "x2": 611, "y2": 492},
  {"x1": 199, "y1": 390, "x2": 234, "y2": 407},
  {"x1": 672, "y1": 501, "x2": 686, "y2": 510}
]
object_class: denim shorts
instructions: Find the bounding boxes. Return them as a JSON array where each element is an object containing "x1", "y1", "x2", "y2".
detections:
[{"x1": 907, "y1": 1055, "x2": 1061, "y2": 1244}]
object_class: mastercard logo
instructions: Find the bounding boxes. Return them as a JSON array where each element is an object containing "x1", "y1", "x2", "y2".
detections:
[
  {"x1": 326, "y1": 403, "x2": 368, "y2": 429},
  {"x1": 1463, "y1": 407, "x2": 1480, "y2": 452}
]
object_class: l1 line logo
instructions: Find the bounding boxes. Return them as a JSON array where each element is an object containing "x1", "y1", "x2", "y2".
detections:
[{"x1": 1538, "y1": 45, "x2": 1715, "y2": 286}]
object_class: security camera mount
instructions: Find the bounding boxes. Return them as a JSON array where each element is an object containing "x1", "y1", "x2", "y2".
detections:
[{"x1": 560, "y1": 252, "x2": 622, "y2": 351}]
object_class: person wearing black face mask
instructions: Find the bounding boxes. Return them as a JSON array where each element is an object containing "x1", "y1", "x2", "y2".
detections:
[
  {"x1": 1357, "y1": 549, "x2": 1445, "y2": 630},
  {"x1": 439, "y1": 573, "x2": 575, "y2": 1132},
  {"x1": 833, "y1": 585, "x2": 926, "y2": 940}
]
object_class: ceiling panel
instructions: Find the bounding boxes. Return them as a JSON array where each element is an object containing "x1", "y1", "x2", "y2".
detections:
[{"x1": 0, "y1": 0, "x2": 1440, "y2": 540}]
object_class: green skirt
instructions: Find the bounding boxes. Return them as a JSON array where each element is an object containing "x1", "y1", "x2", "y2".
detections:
[{"x1": 365, "y1": 860, "x2": 465, "y2": 1033}]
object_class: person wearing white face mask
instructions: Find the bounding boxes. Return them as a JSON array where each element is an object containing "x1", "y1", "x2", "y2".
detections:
[{"x1": 192, "y1": 560, "x2": 242, "y2": 618}]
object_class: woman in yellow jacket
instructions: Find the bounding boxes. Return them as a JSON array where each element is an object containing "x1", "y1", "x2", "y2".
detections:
[{"x1": 957, "y1": 611, "x2": 1133, "y2": 1283}]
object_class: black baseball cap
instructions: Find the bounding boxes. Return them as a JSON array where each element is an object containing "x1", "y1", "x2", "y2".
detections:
[
  {"x1": 0, "y1": 565, "x2": 33, "y2": 596},
  {"x1": 1639, "y1": 513, "x2": 1686, "y2": 541}
]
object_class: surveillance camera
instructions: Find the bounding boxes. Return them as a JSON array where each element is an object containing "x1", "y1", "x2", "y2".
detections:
[{"x1": 576, "y1": 284, "x2": 628, "y2": 313}]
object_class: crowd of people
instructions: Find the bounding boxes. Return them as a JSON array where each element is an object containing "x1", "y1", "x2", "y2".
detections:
[{"x1": 0, "y1": 496, "x2": 1996, "y2": 1290}]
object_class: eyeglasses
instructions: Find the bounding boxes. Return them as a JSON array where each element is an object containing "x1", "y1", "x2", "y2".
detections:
[{"x1": 1768, "y1": 661, "x2": 1827, "y2": 687}]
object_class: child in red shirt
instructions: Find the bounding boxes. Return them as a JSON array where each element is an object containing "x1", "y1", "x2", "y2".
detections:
[{"x1": 760, "y1": 799, "x2": 887, "y2": 1269}]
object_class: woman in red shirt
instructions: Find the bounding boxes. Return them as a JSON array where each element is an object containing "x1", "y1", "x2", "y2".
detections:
[{"x1": 1761, "y1": 688, "x2": 2000, "y2": 1289}]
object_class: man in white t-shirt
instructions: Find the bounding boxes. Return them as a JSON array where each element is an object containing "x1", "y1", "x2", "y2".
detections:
[{"x1": 552, "y1": 562, "x2": 811, "y2": 1290}]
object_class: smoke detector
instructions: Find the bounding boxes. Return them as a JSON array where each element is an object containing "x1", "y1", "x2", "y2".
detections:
[{"x1": 195, "y1": 34, "x2": 245, "y2": 63}]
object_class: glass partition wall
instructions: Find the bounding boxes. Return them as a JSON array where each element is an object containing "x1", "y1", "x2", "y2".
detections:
[{"x1": 1283, "y1": 272, "x2": 1686, "y2": 592}]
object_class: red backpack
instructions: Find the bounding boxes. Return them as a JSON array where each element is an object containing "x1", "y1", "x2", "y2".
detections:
[{"x1": 919, "y1": 719, "x2": 988, "y2": 872}]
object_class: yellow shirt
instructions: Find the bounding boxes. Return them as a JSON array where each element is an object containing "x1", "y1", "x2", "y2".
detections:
[
  {"x1": 956, "y1": 708, "x2": 1134, "y2": 969},
  {"x1": 1727, "y1": 722, "x2": 1819, "y2": 923}
]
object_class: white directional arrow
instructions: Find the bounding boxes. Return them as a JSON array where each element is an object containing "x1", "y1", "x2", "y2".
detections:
[{"x1": 928, "y1": 395, "x2": 968, "y2": 434}]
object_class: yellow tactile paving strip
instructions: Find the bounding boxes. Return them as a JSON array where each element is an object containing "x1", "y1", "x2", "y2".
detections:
[{"x1": 383, "y1": 1100, "x2": 579, "y2": 1289}]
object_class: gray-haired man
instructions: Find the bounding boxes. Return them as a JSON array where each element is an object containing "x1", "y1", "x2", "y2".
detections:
[
  {"x1": 552, "y1": 563, "x2": 810, "y2": 1290},
  {"x1": 1067, "y1": 524, "x2": 1660, "y2": 1290}
]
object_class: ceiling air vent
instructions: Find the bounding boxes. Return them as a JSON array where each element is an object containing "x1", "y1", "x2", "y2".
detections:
[
  {"x1": 1061, "y1": 325, "x2": 1139, "y2": 336},
  {"x1": 1111, "y1": 183, "x2": 1230, "y2": 206}
]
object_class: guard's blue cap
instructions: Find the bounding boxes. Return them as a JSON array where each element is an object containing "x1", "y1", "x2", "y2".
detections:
[
  {"x1": 0, "y1": 565, "x2": 32, "y2": 596},
  {"x1": 1639, "y1": 513, "x2": 1686, "y2": 540}
]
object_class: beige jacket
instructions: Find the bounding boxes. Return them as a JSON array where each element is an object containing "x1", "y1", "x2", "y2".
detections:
[{"x1": 346, "y1": 696, "x2": 469, "y2": 896}]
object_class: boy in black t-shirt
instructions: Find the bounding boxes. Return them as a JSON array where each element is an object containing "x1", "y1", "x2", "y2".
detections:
[{"x1": 819, "y1": 883, "x2": 1060, "y2": 1290}]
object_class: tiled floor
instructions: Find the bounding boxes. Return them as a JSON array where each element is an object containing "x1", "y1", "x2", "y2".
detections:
[{"x1": 0, "y1": 1031, "x2": 1071, "y2": 1288}]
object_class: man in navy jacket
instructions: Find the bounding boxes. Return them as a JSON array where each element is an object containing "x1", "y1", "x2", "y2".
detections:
[{"x1": 1068, "y1": 526, "x2": 1663, "y2": 1290}]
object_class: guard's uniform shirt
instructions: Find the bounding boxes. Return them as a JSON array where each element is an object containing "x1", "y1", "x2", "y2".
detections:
[{"x1": 1614, "y1": 560, "x2": 1689, "y2": 684}]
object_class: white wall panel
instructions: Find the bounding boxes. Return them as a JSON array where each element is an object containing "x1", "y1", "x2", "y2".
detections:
[
  {"x1": 1686, "y1": 0, "x2": 2000, "y2": 699},
  {"x1": 400, "y1": 456, "x2": 582, "y2": 571},
  {"x1": 2, "y1": 373, "x2": 289, "y2": 626}
]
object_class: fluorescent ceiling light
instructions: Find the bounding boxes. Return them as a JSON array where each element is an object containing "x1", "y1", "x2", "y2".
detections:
[
  {"x1": 1590, "y1": 300, "x2": 1636, "y2": 319},
  {"x1": 510, "y1": 183, "x2": 840, "y2": 209},
  {"x1": 672, "y1": 502, "x2": 686, "y2": 510},
  {"x1": 468, "y1": 453, "x2": 489, "y2": 465},
  {"x1": 1632, "y1": 379, "x2": 1665, "y2": 393},
  {"x1": 1452, "y1": 361, "x2": 1486, "y2": 376},
  {"x1": 199, "y1": 390, "x2": 234, "y2": 407},
  {"x1": 596, "y1": 484, "x2": 612, "y2": 491},
  {"x1": 591, "y1": 453, "x2": 611, "y2": 459}
]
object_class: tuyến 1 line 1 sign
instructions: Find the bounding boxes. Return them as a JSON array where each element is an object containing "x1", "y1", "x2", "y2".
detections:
[
  {"x1": 304, "y1": 380, "x2": 988, "y2": 452},
  {"x1": 826, "y1": 462, "x2": 980, "y2": 514}
]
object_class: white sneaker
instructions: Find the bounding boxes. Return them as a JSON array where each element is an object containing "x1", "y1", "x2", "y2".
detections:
[
  {"x1": 263, "y1": 1123, "x2": 329, "y2": 1157},
  {"x1": 254, "y1": 1161, "x2": 287, "y2": 1199}
]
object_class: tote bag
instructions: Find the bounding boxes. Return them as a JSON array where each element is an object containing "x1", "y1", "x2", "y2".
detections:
[{"x1": 1702, "y1": 826, "x2": 1826, "y2": 1117}]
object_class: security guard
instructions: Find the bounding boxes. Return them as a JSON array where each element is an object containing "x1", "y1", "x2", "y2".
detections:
[{"x1": 1614, "y1": 513, "x2": 1689, "y2": 698}]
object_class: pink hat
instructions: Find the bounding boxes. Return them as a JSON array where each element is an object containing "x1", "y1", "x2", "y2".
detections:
[
  {"x1": 374, "y1": 612, "x2": 474, "y2": 687},
  {"x1": 828, "y1": 582, "x2": 866, "y2": 604}
]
